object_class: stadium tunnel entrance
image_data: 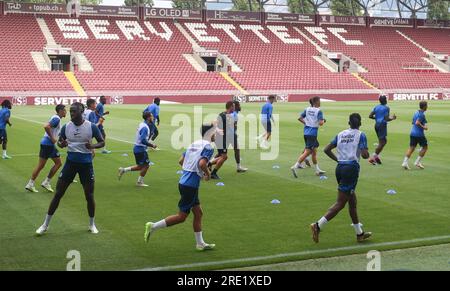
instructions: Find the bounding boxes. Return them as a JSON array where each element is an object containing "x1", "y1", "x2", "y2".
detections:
[{"x1": 49, "y1": 55, "x2": 70, "y2": 72}]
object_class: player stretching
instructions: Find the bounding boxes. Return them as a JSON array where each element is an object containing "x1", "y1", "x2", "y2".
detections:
[
  {"x1": 402, "y1": 101, "x2": 429, "y2": 170},
  {"x1": 118, "y1": 111, "x2": 157, "y2": 186},
  {"x1": 143, "y1": 97, "x2": 160, "y2": 143},
  {"x1": 368, "y1": 95, "x2": 396, "y2": 165},
  {"x1": 310, "y1": 113, "x2": 372, "y2": 243},
  {"x1": 36, "y1": 102, "x2": 105, "y2": 235},
  {"x1": 144, "y1": 124, "x2": 216, "y2": 251},
  {"x1": 257, "y1": 95, "x2": 275, "y2": 148},
  {"x1": 291, "y1": 96, "x2": 326, "y2": 178},
  {"x1": 232, "y1": 100, "x2": 248, "y2": 173},
  {"x1": 25, "y1": 105, "x2": 66, "y2": 193},
  {"x1": 0, "y1": 100, "x2": 12, "y2": 159},
  {"x1": 96, "y1": 96, "x2": 111, "y2": 154}
]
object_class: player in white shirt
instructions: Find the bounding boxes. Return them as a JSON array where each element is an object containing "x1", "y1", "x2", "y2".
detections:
[{"x1": 311, "y1": 113, "x2": 372, "y2": 243}]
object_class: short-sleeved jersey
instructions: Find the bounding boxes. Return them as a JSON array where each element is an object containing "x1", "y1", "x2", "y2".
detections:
[
  {"x1": 261, "y1": 102, "x2": 273, "y2": 122},
  {"x1": 83, "y1": 109, "x2": 97, "y2": 124},
  {"x1": 410, "y1": 110, "x2": 427, "y2": 137},
  {"x1": 133, "y1": 121, "x2": 151, "y2": 153},
  {"x1": 145, "y1": 103, "x2": 160, "y2": 119},
  {"x1": 0, "y1": 108, "x2": 11, "y2": 129},
  {"x1": 41, "y1": 115, "x2": 61, "y2": 146},
  {"x1": 372, "y1": 104, "x2": 390, "y2": 125}
]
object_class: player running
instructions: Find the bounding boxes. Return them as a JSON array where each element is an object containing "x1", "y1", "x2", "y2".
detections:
[
  {"x1": 96, "y1": 96, "x2": 111, "y2": 154},
  {"x1": 209, "y1": 101, "x2": 235, "y2": 180},
  {"x1": 257, "y1": 95, "x2": 275, "y2": 148},
  {"x1": 144, "y1": 124, "x2": 216, "y2": 251},
  {"x1": 143, "y1": 97, "x2": 160, "y2": 143},
  {"x1": 310, "y1": 113, "x2": 372, "y2": 243},
  {"x1": 0, "y1": 100, "x2": 12, "y2": 159},
  {"x1": 118, "y1": 111, "x2": 157, "y2": 187},
  {"x1": 402, "y1": 101, "x2": 429, "y2": 170},
  {"x1": 35, "y1": 102, "x2": 105, "y2": 235},
  {"x1": 291, "y1": 96, "x2": 326, "y2": 178},
  {"x1": 232, "y1": 100, "x2": 248, "y2": 173},
  {"x1": 368, "y1": 95, "x2": 396, "y2": 165},
  {"x1": 25, "y1": 104, "x2": 66, "y2": 193}
]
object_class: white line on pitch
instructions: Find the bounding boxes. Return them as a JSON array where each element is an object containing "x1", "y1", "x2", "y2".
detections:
[{"x1": 136, "y1": 235, "x2": 450, "y2": 271}]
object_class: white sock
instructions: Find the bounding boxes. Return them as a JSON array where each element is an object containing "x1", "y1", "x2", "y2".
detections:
[
  {"x1": 294, "y1": 162, "x2": 301, "y2": 168},
  {"x1": 352, "y1": 223, "x2": 363, "y2": 235},
  {"x1": 89, "y1": 217, "x2": 95, "y2": 227},
  {"x1": 314, "y1": 163, "x2": 320, "y2": 171},
  {"x1": 124, "y1": 167, "x2": 132, "y2": 172},
  {"x1": 44, "y1": 214, "x2": 53, "y2": 227},
  {"x1": 152, "y1": 219, "x2": 167, "y2": 230},
  {"x1": 373, "y1": 153, "x2": 378, "y2": 158},
  {"x1": 28, "y1": 179, "x2": 35, "y2": 186},
  {"x1": 415, "y1": 156, "x2": 422, "y2": 164},
  {"x1": 43, "y1": 177, "x2": 51, "y2": 185},
  {"x1": 2, "y1": 150, "x2": 6, "y2": 156},
  {"x1": 317, "y1": 216, "x2": 328, "y2": 229},
  {"x1": 195, "y1": 231, "x2": 205, "y2": 245},
  {"x1": 137, "y1": 176, "x2": 144, "y2": 184},
  {"x1": 403, "y1": 157, "x2": 409, "y2": 164},
  {"x1": 237, "y1": 163, "x2": 241, "y2": 169}
]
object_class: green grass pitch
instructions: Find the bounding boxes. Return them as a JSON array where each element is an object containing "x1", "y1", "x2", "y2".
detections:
[{"x1": 0, "y1": 101, "x2": 449, "y2": 270}]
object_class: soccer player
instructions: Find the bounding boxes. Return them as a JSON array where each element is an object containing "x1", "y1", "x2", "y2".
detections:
[
  {"x1": 0, "y1": 100, "x2": 12, "y2": 159},
  {"x1": 84, "y1": 99, "x2": 97, "y2": 124},
  {"x1": 143, "y1": 97, "x2": 160, "y2": 142},
  {"x1": 144, "y1": 124, "x2": 216, "y2": 251},
  {"x1": 25, "y1": 104, "x2": 67, "y2": 193},
  {"x1": 35, "y1": 102, "x2": 105, "y2": 235},
  {"x1": 291, "y1": 96, "x2": 326, "y2": 178},
  {"x1": 368, "y1": 95, "x2": 396, "y2": 165},
  {"x1": 209, "y1": 101, "x2": 235, "y2": 179},
  {"x1": 402, "y1": 101, "x2": 429, "y2": 170},
  {"x1": 258, "y1": 95, "x2": 275, "y2": 148},
  {"x1": 232, "y1": 100, "x2": 248, "y2": 173},
  {"x1": 118, "y1": 111, "x2": 157, "y2": 186},
  {"x1": 96, "y1": 95, "x2": 111, "y2": 154},
  {"x1": 310, "y1": 113, "x2": 372, "y2": 243}
]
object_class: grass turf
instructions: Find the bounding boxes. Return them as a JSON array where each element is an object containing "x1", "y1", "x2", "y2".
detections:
[{"x1": 0, "y1": 101, "x2": 449, "y2": 270}]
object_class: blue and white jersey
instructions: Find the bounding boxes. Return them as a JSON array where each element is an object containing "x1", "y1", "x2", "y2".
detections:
[
  {"x1": 331, "y1": 128, "x2": 368, "y2": 165},
  {"x1": 300, "y1": 107, "x2": 323, "y2": 136},
  {"x1": 261, "y1": 102, "x2": 273, "y2": 122},
  {"x1": 179, "y1": 140, "x2": 215, "y2": 189},
  {"x1": 60, "y1": 120, "x2": 103, "y2": 163},
  {"x1": 145, "y1": 103, "x2": 160, "y2": 120},
  {"x1": 410, "y1": 110, "x2": 427, "y2": 137},
  {"x1": 0, "y1": 108, "x2": 11, "y2": 129},
  {"x1": 372, "y1": 105, "x2": 390, "y2": 125},
  {"x1": 41, "y1": 115, "x2": 61, "y2": 146},
  {"x1": 133, "y1": 121, "x2": 151, "y2": 153},
  {"x1": 83, "y1": 109, "x2": 97, "y2": 124}
]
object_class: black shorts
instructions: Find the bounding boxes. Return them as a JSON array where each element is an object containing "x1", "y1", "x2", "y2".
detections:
[
  {"x1": 178, "y1": 184, "x2": 200, "y2": 214},
  {"x1": 410, "y1": 136, "x2": 428, "y2": 147},
  {"x1": 375, "y1": 123, "x2": 387, "y2": 140},
  {"x1": 134, "y1": 151, "x2": 150, "y2": 166},
  {"x1": 336, "y1": 163, "x2": 360, "y2": 195},
  {"x1": 59, "y1": 159, "x2": 95, "y2": 186},
  {"x1": 304, "y1": 135, "x2": 319, "y2": 150},
  {"x1": 262, "y1": 120, "x2": 272, "y2": 133},
  {"x1": 0, "y1": 129, "x2": 7, "y2": 141},
  {"x1": 39, "y1": 144, "x2": 60, "y2": 160}
]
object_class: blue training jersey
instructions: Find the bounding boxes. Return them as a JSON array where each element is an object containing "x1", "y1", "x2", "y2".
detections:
[
  {"x1": 0, "y1": 108, "x2": 11, "y2": 129},
  {"x1": 179, "y1": 142, "x2": 214, "y2": 189},
  {"x1": 410, "y1": 110, "x2": 427, "y2": 137},
  {"x1": 261, "y1": 102, "x2": 273, "y2": 121},
  {"x1": 145, "y1": 104, "x2": 160, "y2": 120},
  {"x1": 372, "y1": 105, "x2": 390, "y2": 125},
  {"x1": 41, "y1": 115, "x2": 61, "y2": 146}
]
